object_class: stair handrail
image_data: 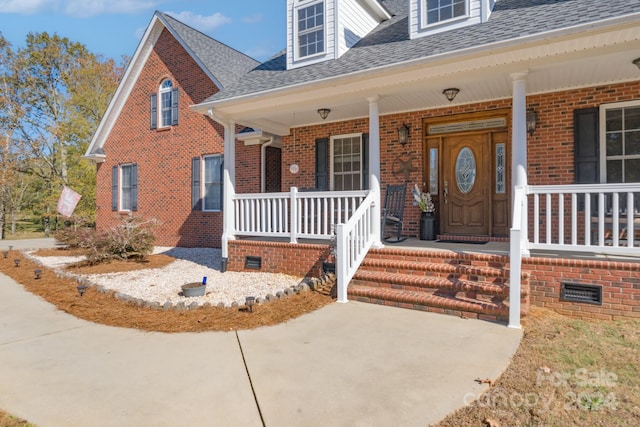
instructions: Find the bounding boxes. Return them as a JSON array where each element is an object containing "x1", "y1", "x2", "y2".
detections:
[{"x1": 335, "y1": 191, "x2": 376, "y2": 303}]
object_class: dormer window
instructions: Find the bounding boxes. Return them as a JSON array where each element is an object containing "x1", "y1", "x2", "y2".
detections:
[
  {"x1": 296, "y1": 1, "x2": 325, "y2": 59},
  {"x1": 423, "y1": 0, "x2": 467, "y2": 26},
  {"x1": 150, "y1": 79, "x2": 179, "y2": 129}
]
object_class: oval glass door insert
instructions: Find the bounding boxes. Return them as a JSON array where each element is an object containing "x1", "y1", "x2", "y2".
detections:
[{"x1": 455, "y1": 147, "x2": 476, "y2": 194}]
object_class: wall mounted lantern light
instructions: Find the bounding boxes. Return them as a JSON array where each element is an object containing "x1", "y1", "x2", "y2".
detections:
[
  {"x1": 633, "y1": 57, "x2": 640, "y2": 70},
  {"x1": 317, "y1": 108, "x2": 331, "y2": 120},
  {"x1": 526, "y1": 107, "x2": 538, "y2": 135},
  {"x1": 442, "y1": 88, "x2": 460, "y2": 102},
  {"x1": 398, "y1": 123, "x2": 410, "y2": 146}
]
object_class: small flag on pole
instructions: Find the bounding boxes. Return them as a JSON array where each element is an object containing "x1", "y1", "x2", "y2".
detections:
[{"x1": 56, "y1": 186, "x2": 82, "y2": 217}]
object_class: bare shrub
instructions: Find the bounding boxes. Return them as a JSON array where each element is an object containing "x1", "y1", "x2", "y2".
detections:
[{"x1": 56, "y1": 214, "x2": 158, "y2": 265}]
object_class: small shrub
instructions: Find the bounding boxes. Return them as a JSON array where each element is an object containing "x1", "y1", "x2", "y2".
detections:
[
  {"x1": 85, "y1": 214, "x2": 158, "y2": 264},
  {"x1": 54, "y1": 217, "x2": 97, "y2": 249},
  {"x1": 55, "y1": 214, "x2": 158, "y2": 265}
]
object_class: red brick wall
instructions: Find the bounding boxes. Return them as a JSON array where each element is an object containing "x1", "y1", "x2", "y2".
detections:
[
  {"x1": 96, "y1": 29, "x2": 258, "y2": 247},
  {"x1": 228, "y1": 240, "x2": 333, "y2": 277},
  {"x1": 524, "y1": 257, "x2": 640, "y2": 320},
  {"x1": 279, "y1": 82, "x2": 640, "y2": 237},
  {"x1": 265, "y1": 146, "x2": 282, "y2": 193}
]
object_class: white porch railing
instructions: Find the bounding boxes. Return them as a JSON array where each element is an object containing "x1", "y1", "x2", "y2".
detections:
[
  {"x1": 233, "y1": 187, "x2": 368, "y2": 242},
  {"x1": 509, "y1": 183, "x2": 640, "y2": 328},
  {"x1": 335, "y1": 191, "x2": 377, "y2": 303},
  {"x1": 527, "y1": 183, "x2": 640, "y2": 254}
]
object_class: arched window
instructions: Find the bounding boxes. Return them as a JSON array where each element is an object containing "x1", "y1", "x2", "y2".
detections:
[{"x1": 150, "y1": 79, "x2": 179, "y2": 129}]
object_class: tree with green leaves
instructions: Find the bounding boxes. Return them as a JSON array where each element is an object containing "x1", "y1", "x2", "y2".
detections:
[{"x1": 0, "y1": 32, "x2": 124, "y2": 237}]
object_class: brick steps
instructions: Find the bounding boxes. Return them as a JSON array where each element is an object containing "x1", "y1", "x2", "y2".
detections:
[
  {"x1": 352, "y1": 270, "x2": 511, "y2": 296},
  {"x1": 349, "y1": 285, "x2": 509, "y2": 317},
  {"x1": 347, "y1": 247, "x2": 530, "y2": 322}
]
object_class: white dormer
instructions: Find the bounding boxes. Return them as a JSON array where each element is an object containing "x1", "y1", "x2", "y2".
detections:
[
  {"x1": 409, "y1": 0, "x2": 495, "y2": 39},
  {"x1": 287, "y1": 0, "x2": 391, "y2": 70}
]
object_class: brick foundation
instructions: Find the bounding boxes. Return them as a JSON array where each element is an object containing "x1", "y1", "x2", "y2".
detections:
[
  {"x1": 227, "y1": 240, "x2": 333, "y2": 278},
  {"x1": 524, "y1": 257, "x2": 640, "y2": 321}
]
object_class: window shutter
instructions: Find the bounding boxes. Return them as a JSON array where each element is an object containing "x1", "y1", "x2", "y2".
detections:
[
  {"x1": 171, "y1": 88, "x2": 179, "y2": 126},
  {"x1": 150, "y1": 93, "x2": 157, "y2": 130},
  {"x1": 192, "y1": 157, "x2": 201, "y2": 210},
  {"x1": 315, "y1": 138, "x2": 329, "y2": 190},
  {"x1": 574, "y1": 108, "x2": 599, "y2": 184},
  {"x1": 131, "y1": 164, "x2": 138, "y2": 212},
  {"x1": 111, "y1": 165, "x2": 118, "y2": 211},
  {"x1": 362, "y1": 133, "x2": 369, "y2": 190}
]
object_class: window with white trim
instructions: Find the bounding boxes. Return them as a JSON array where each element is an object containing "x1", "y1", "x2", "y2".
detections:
[
  {"x1": 331, "y1": 134, "x2": 362, "y2": 191},
  {"x1": 150, "y1": 79, "x2": 179, "y2": 129},
  {"x1": 113, "y1": 163, "x2": 137, "y2": 212},
  {"x1": 203, "y1": 155, "x2": 223, "y2": 211},
  {"x1": 160, "y1": 79, "x2": 174, "y2": 127},
  {"x1": 423, "y1": 0, "x2": 467, "y2": 26},
  {"x1": 603, "y1": 102, "x2": 640, "y2": 183},
  {"x1": 296, "y1": 1, "x2": 325, "y2": 59}
]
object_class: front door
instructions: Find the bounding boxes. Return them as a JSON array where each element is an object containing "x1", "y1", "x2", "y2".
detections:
[{"x1": 442, "y1": 133, "x2": 490, "y2": 235}]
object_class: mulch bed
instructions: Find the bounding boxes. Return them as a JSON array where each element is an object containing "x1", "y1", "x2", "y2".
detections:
[{"x1": 0, "y1": 249, "x2": 334, "y2": 333}]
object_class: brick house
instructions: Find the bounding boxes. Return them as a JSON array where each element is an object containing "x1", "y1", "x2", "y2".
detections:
[{"x1": 86, "y1": 0, "x2": 640, "y2": 326}]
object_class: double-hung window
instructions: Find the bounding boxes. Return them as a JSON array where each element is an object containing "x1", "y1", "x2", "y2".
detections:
[
  {"x1": 203, "y1": 155, "x2": 223, "y2": 211},
  {"x1": 296, "y1": 1, "x2": 325, "y2": 59},
  {"x1": 111, "y1": 163, "x2": 138, "y2": 212},
  {"x1": 150, "y1": 79, "x2": 179, "y2": 129},
  {"x1": 603, "y1": 102, "x2": 640, "y2": 183},
  {"x1": 331, "y1": 134, "x2": 362, "y2": 191},
  {"x1": 423, "y1": 0, "x2": 467, "y2": 26},
  {"x1": 192, "y1": 155, "x2": 224, "y2": 211}
]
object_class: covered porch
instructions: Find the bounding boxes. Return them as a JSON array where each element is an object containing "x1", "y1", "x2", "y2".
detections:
[
  {"x1": 190, "y1": 17, "x2": 640, "y2": 328},
  {"x1": 225, "y1": 183, "x2": 640, "y2": 328}
]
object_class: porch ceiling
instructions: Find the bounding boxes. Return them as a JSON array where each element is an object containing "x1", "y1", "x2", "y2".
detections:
[{"x1": 196, "y1": 23, "x2": 640, "y2": 135}]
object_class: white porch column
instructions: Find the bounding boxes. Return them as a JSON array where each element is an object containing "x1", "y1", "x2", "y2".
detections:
[
  {"x1": 511, "y1": 72, "x2": 529, "y2": 256},
  {"x1": 221, "y1": 119, "x2": 236, "y2": 272},
  {"x1": 511, "y1": 73, "x2": 528, "y2": 190},
  {"x1": 368, "y1": 96, "x2": 382, "y2": 247},
  {"x1": 509, "y1": 72, "x2": 529, "y2": 329}
]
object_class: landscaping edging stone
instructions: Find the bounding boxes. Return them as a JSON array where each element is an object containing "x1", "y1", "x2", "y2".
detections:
[{"x1": 21, "y1": 250, "x2": 326, "y2": 312}]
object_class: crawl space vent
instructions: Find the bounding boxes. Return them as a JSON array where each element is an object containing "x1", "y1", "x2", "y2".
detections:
[
  {"x1": 245, "y1": 256, "x2": 262, "y2": 270},
  {"x1": 560, "y1": 282, "x2": 603, "y2": 305},
  {"x1": 322, "y1": 262, "x2": 336, "y2": 275}
]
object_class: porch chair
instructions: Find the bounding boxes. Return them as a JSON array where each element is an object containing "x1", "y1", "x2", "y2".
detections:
[{"x1": 381, "y1": 182, "x2": 408, "y2": 243}]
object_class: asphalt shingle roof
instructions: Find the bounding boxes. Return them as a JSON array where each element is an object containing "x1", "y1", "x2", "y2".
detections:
[
  {"x1": 205, "y1": 0, "x2": 640, "y2": 102},
  {"x1": 159, "y1": 12, "x2": 260, "y2": 88}
]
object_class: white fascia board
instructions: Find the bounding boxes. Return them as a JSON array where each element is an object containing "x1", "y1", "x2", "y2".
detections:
[
  {"x1": 198, "y1": 12, "x2": 640, "y2": 114},
  {"x1": 235, "y1": 129, "x2": 275, "y2": 145},
  {"x1": 84, "y1": 14, "x2": 163, "y2": 159},
  {"x1": 361, "y1": 0, "x2": 392, "y2": 20},
  {"x1": 81, "y1": 153, "x2": 106, "y2": 163},
  {"x1": 84, "y1": 11, "x2": 222, "y2": 160}
]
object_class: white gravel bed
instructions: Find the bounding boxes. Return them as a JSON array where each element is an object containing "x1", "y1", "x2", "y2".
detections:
[{"x1": 27, "y1": 247, "x2": 303, "y2": 307}]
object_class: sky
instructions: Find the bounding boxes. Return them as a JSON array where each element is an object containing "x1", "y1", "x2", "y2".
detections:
[{"x1": 0, "y1": 0, "x2": 287, "y2": 63}]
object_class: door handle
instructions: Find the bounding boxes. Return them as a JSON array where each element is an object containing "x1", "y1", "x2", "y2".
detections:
[{"x1": 443, "y1": 180, "x2": 448, "y2": 204}]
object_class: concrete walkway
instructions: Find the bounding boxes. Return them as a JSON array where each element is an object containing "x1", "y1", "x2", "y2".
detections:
[{"x1": 0, "y1": 239, "x2": 522, "y2": 427}]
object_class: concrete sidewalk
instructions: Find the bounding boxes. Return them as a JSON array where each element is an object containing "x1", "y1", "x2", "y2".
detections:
[{"x1": 0, "y1": 239, "x2": 522, "y2": 427}]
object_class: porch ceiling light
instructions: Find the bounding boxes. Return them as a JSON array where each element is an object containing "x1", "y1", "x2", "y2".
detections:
[
  {"x1": 317, "y1": 108, "x2": 331, "y2": 120},
  {"x1": 526, "y1": 107, "x2": 538, "y2": 135},
  {"x1": 442, "y1": 88, "x2": 460, "y2": 102},
  {"x1": 633, "y1": 57, "x2": 640, "y2": 70},
  {"x1": 398, "y1": 123, "x2": 410, "y2": 146}
]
